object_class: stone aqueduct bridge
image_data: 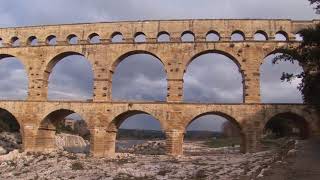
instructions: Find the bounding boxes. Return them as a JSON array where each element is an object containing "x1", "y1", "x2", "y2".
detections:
[{"x1": 0, "y1": 19, "x2": 319, "y2": 157}]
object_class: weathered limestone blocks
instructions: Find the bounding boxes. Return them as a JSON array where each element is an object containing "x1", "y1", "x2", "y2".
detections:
[{"x1": 165, "y1": 129, "x2": 184, "y2": 155}]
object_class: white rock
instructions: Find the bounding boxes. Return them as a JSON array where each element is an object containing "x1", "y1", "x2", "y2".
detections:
[
  {"x1": 0, "y1": 149, "x2": 21, "y2": 161},
  {"x1": 55, "y1": 133, "x2": 90, "y2": 153},
  {"x1": 287, "y1": 149, "x2": 298, "y2": 157},
  {"x1": 0, "y1": 146, "x2": 7, "y2": 155}
]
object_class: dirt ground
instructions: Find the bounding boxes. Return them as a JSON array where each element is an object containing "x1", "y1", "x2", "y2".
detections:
[{"x1": 260, "y1": 138, "x2": 320, "y2": 180}]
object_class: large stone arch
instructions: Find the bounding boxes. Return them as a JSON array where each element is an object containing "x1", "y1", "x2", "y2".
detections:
[
  {"x1": 110, "y1": 50, "x2": 168, "y2": 101},
  {"x1": 259, "y1": 48, "x2": 304, "y2": 103},
  {"x1": 34, "y1": 107, "x2": 91, "y2": 152},
  {"x1": 107, "y1": 109, "x2": 167, "y2": 131},
  {"x1": 183, "y1": 49, "x2": 245, "y2": 103},
  {"x1": 94, "y1": 109, "x2": 167, "y2": 157},
  {"x1": 0, "y1": 54, "x2": 29, "y2": 99},
  {"x1": 0, "y1": 54, "x2": 29, "y2": 72},
  {"x1": 0, "y1": 107, "x2": 23, "y2": 152},
  {"x1": 39, "y1": 105, "x2": 93, "y2": 128},
  {"x1": 263, "y1": 111, "x2": 311, "y2": 139},
  {"x1": 111, "y1": 50, "x2": 167, "y2": 73},
  {"x1": 183, "y1": 111, "x2": 247, "y2": 153},
  {"x1": 259, "y1": 45, "x2": 302, "y2": 65},
  {"x1": 186, "y1": 49, "x2": 242, "y2": 70},
  {"x1": 262, "y1": 106, "x2": 317, "y2": 136},
  {"x1": 184, "y1": 111, "x2": 243, "y2": 131},
  {"x1": 43, "y1": 51, "x2": 95, "y2": 100}
]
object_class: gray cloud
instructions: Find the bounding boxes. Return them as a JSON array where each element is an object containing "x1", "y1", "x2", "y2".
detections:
[
  {"x1": 48, "y1": 55, "x2": 94, "y2": 100},
  {"x1": 0, "y1": 0, "x2": 318, "y2": 28},
  {"x1": 119, "y1": 114, "x2": 162, "y2": 131},
  {"x1": 112, "y1": 54, "x2": 167, "y2": 101},
  {"x1": 184, "y1": 53, "x2": 243, "y2": 103},
  {"x1": 0, "y1": 58, "x2": 28, "y2": 100},
  {"x1": 260, "y1": 54, "x2": 303, "y2": 103}
]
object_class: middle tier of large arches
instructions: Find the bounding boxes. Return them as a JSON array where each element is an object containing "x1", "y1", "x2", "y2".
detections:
[{"x1": 0, "y1": 42, "x2": 303, "y2": 103}]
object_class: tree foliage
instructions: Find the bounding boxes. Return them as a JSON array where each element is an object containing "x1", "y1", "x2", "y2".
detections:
[
  {"x1": 309, "y1": 0, "x2": 320, "y2": 13},
  {"x1": 273, "y1": 24, "x2": 320, "y2": 109}
]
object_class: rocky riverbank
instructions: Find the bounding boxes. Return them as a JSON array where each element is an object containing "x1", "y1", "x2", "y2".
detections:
[
  {"x1": 0, "y1": 132, "x2": 21, "y2": 155},
  {"x1": 0, "y1": 132, "x2": 299, "y2": 179}
]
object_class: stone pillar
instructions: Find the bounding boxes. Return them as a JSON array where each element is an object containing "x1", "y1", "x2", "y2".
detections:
[
  {"x1": 165, "y1": 129, "x2": 184, "y2": 156},
  {"x1": 34, "y1": 128, "x2": 56, "y2": 152},
  {"x1": 146, "y1": 37, "x2": 157, "y2": 43},
  {"x1": 220, "y1": 36, "x2": 230, "y2": 41},
  {"x1": 243, "y1": 70, "x2": 260, "y2": 103},
  {"x1": 242, "y1": 49, "x2": 263, "y2": 103},
  {"x1": 244, "y1": 128, "x2": 262, "y2": 153},
  {"x1": 90, "y1": 128, "x2": 117, "y2": 157},
  {"x1": 92, "y1": 52, "x2": 112, "y2": 102},
  {"x1": 93, "y1": 78, "x2": 111, "y2": 102},
  {"x1": 27, "y1": 76, "x2": 48, "y2": 101},
  {"x1": 195, "y1": 35, "x2": 206, "y2": 42},
  {"x1": 170, "y1": 32, "x2": 182, "y2": 43},
  {"x1": 167, "y1": 79, "x2": 183, "y2": 102},
  {"x1": 21, "y1": 124, "x2": 38, "y2": 152}
]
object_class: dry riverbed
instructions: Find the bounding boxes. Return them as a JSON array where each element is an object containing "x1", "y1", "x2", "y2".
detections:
[{"x1": 0, "y1": 139, "x2": 296, "y2": 180}]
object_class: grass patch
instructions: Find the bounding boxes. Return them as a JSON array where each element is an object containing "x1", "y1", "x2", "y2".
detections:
[
  {"x1": 192, "y1": 169, "x2": 207, "y2": 179},
  {"x1": 114, "y1": 173, "x2": 154, "y2": 180},
  {"x1": 71, "y1": 161, "x2": 84, "y2": 170},
  {"x1": 157, "y1": 168, "x2": 172, "y2": 176},
  {"x1": 204, "y1": 137, "x2": 241, "y2": 148}
]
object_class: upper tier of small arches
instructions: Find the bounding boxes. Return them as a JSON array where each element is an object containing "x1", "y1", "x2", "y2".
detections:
[
  {"x1": 0, "y1": 19, "x2": 317, "y2": 48},
  {"x1": 0, "y1": 30, "x2": 305, "y2": 48}
]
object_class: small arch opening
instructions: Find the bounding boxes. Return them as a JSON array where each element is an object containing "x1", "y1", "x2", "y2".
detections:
[
  {"x1": 206, "y1": 31, "x2": 220, "y2": 42},
  {"x1": 11, "y1": 37, "x2": 20, "y2": 47},
  {"x1": 231, "y1": 31, "x2": 245, "y2": 41},
  {"x1": 111, "y1": 32, "x2": 124, "y2": 43},
  {"x1": 134, "y1": 32, "x2": 147, "y2": 43},
  {"x1": 254, "y1": 31, "x2": 268, "y2": 41},
  {"x1": 181, "y1": 31, "x2": 195, "y2": 42},
  {"x1": 295, "y1": 33, "x2": 303, "y2": 41},
  {"x1": 0, "y1": 38, "x2": 3, "y2": 47},
  {"x1": 275, "y1": 31, "x2": 288, "y2": 41},
  {"x1": 67, "y1": 34, "x2": 78, "y2": 45},
  {"x1": 157, "y1": 31, "x2": 170, "y2": 42},
  {"x1": 27, "y1": 36, "x2": 38, "y2": 46},
  {"x1": 46, "y1": 35, "x2": 57, "y2": 45},
  {"x1": 88, "y1": 33, "x2": 100, "y2": 44}
]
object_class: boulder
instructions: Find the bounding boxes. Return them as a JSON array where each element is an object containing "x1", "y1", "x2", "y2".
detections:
[
  {"x1": 0, "y1": 132, "x2": 21, "y2": 153},
  {"x1": 55, "y1": 133, "x2": 90, "y2": 153},
  {"x1": 0, "y1": 146, "x2": 7, "y2": 155}
]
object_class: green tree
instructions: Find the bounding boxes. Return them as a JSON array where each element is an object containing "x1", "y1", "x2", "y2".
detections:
[
  {"x1": 273, "y1": 1, "x2": 319, "y2": 109},
  {"x1": 309, "y1": 0, "x2": 320, "y2": 13}
]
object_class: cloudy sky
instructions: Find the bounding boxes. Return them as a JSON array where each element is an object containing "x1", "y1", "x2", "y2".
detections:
[{"x1": 0, "y1": 0, "x2": 318, "y2": 132}]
